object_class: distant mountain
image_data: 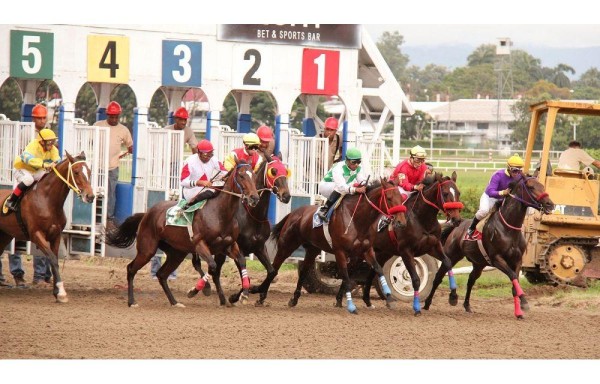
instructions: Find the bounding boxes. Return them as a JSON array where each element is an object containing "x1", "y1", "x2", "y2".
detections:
[{"x1": 403, "y1": 45, "x2": 600, "y2": 78}]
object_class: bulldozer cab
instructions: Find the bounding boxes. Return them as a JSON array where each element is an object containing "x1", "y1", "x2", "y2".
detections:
[{"x1": 523, "y1": 101, "x2": 600, "y2": 286}]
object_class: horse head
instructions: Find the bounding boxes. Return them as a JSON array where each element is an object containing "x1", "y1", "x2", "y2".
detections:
[
  {"x1": 370, "y1": 177, "x2": 407, "y2": 228},
  {"x1": 57, "y1": 151, "x2": 95, "y2": 203},
  {"x1": 232, "y1": 160, "x2": 260, "y2": 207},
  {"x1": 435, "y1": 171, "x2": 464, "y2": 226},
  {"x1": 264, "y1": 155, "x2": 291, "y2": 204},
  {"x1": 512, "y1": 174, "x2": 554, "y2": 214}
]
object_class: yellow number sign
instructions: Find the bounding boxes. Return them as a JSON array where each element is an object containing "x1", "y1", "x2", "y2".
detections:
[{"x1": 87, "y1": 35, "x2": 129, "y2": 83}]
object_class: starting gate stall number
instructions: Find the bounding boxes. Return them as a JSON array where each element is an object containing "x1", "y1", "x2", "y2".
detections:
[
  {"x1": 232, "y1": 45, "x2": 273, "y2": 90},
  {"x1": 162, "y1": 40, "x2": 202, "y2": 87},
  {"x1": 87, "y1": 35, "x2": 130, "y2": 83},
  {"x1": 9, "y1": 30, "x2": 54, "y2": 79},
  {"x1": 301, "y1": 48, "x2": 339, "y2": 95}
]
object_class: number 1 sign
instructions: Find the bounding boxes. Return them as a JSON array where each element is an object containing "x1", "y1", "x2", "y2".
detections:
[{"x1": 301, "y1": 48, "x2": 339, "y2": 96}]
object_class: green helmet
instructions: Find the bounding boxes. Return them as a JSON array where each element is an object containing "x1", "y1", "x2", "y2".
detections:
[{"x1": 346, "y1": 147, "x2": 362, "y2": 160}]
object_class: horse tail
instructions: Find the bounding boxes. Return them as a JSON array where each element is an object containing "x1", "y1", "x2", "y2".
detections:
[
  {"x1": 104, "y1": 213, "x2": 145, "y2": 248},
  {"x1": 440, "y1": 222, "x2": 455, "y2": 245},
  {"x1": 269, "y1": 213, "x2": 291, "y2": 250}
]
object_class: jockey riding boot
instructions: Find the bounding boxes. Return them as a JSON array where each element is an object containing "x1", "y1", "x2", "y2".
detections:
[
  {"x1": 466, "y1": 217, "x2": 481, "y2": 239},
  {"x1": 184, "y1": 189, "x2": 216, "y2": 210},
  {"x1": 317, "y1": 191, "x2": 341, "y2": 222},
  {"x1": 5, "y1": 182, "x2": 28, "y2": 212}
]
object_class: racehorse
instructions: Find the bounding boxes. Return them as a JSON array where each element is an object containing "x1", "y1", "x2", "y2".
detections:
[
  {"x1": 423, "y1": 174, "x2": 554, "y2": 319},
  {"x1": 351, "y1": 172, "x2": 464, "y2": 315},
  {"x1": 189, "y1": 155, "x2": 292, "y2": 305},
  {"x1": 253, "y1": 177, "x2": 408, "y2": 314},
  {"x1": 0, "y1": 151, "x2": 95, "y2": 302},
  {"x1": 104, "y1": 160, "x2": 259, "y2": 307}
]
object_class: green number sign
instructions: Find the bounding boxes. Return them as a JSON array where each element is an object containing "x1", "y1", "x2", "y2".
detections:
[{"x1": 10, "y1": 30, "x2": 54, "y2": 79}]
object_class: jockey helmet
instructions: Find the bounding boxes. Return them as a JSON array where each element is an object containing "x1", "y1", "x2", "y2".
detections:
[
  {"x1": 32, "y1": 104, "x2": 47, "y2": 118},
  {"x1": 243, "y1": 133, "x2": 261, "y2": 146},
  {"x1": 507, "y1": 154, "x2": 524, "y2": 168},
  {"x1": 196, "y1": 139, "x2": 214, "y2": 153},
  {"x1": 257, "y1": 125, "x2": 273, "y2": 142},
  {"x1": 346, "y1": 147, "x2": 362, "y2": 160},
  {"x1": 38, "y1": 128, "x2": 57, "y2": 141},
  {"x1": 324, "y1": 117, "x2": 338, "y2": 130},
  {"x1": 106, "y1": 101, "x2": 122, "y2": 115},
  {"x1": 173, "y1": 107, "x2": 189, "y2": 119},
  {"x1": 410, "y1": 145, "x2": 427, "y2": 159}
]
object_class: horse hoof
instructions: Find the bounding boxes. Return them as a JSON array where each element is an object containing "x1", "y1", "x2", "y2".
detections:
[
  {"x1": 202, "y1": 284, "x2": 212, "y2": 297},
  {"x1": 367, "y1": 304, "x2": 375, "y2": 309},
  {"x1": 129, "y1": 303, "x2": 139, "y2": 308},
  {"x1": 240, "y1": 295, "x2": 249, "y2": 305},
  {"x1": 187, "y1": 288, "x2": 199, "y2": 298},
  {"x1": 449, "y1": 296, "x2": 458, "y2": 306},
  {"x1": 288, "y1": 299, "x2": 297, "y2": 307},
  {"x1": 172, "y1": 303, "x2": 186, "y2": 308},
  {"x1": 56, "y1": 295, "x2": 68, "y2": 303},
  {"x1": 516, "y1": 315, "x2": 525, "y2": 320},
  {"x1": 349, "y1": 309, "x2": 358, "y2": 315},
  {"x1": 414, "y1": 311, "x2": 422, "y2": 317},
  {"x1": 228, "y1": 295, "x2": 239, "y2": 304},
  {"x1": 334, "y1": 302, "x2": 343, "y2": 308},
  {"x1": 254, "y1": 300, "x2": 266, "y2": 307}
]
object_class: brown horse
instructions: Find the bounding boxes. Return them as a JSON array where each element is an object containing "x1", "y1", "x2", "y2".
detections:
[
  {"x1": 352, "y1": 172, "x2": 464, "y2": 315},
  {"x1": 423, "y1": 174, "x2": 554, "y2": 319},
  {"x1": 253, "y1": 178, "x2": 407, "y2": 314},
  {"x1": 104, "y1": 160, "x2": 259, "y2": 307},
  {"x1": 189, "y1": 155, "x2": 292, "y2": 304},
  {"x1": 0, "y1": 152, "x2": 95, "y2": 302}
]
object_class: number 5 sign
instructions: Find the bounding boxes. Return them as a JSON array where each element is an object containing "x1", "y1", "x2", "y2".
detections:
[
  {"x1": 10, "y1": 30, "x2": 54, "y2": 79},
  {"x1": 301, "y1": 48, "x2": 339, "y2": 95},
  {"x1": 87, "y1": 35, "x2": 130, "y2": 83}
]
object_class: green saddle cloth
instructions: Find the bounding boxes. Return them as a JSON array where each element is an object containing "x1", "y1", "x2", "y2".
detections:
[{"x1": 166, "y1": 199, "x2": 207, "y2": 227}]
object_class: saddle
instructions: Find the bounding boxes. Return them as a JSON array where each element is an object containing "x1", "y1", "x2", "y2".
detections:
[{"x1": 166, "y1": 199, "x2": 208, "y2": 227}]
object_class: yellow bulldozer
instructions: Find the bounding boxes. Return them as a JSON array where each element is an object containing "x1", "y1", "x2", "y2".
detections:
[{"x1": 523, "y1": 100, "x2": 600, "y2": 286}]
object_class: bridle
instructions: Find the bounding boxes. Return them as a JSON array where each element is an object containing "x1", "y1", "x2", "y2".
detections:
[
  {"x1": 499, "y1": 175, "x2": 550, "y2": 231},
  {"x1": 51, "y1": 159, "x2": 90, "y2": 199},
  {"x1": 413, "y1": 179, "x2": 464, "y2": 220}
]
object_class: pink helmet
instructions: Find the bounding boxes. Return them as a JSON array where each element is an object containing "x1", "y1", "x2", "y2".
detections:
[
  {"x1": 196, "y1": 139, "x2": 214, "y2": 153},
  {"x1": 257, "y1": 125, "x2": 273, "y2": 142},
  {"x1": 174, "y1": 107, "x2": 189, "y2": 119},
  {"x1": 106, "y1": 101, "x2": 122, "y2": 115},
  {"x1": 324, "y1": 117, "x2": 338, "y2": 130}
]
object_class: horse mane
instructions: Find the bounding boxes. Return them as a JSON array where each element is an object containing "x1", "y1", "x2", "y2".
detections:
[{"x1": 255, "y1": 157, "x2": 268, "y2": 188}]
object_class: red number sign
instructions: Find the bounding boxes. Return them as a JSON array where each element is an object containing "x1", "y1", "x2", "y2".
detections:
[{"x1": 301, "y1": 48, "x2": 339, "y2": 95}]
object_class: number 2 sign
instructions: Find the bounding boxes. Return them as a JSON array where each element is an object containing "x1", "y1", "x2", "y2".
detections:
[{"x1": 301, "y1": 48, "x2": 339, "y2": 95}]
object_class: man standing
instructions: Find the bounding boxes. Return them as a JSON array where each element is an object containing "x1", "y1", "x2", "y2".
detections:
[
  {"x1": 166, "y1": 107, "x2": 198, "y2": 154},
  {"x1": 319, "y1": 117, "x2": 342, "y2": 168},
  {"x1": 93, "y1": 101, "x2": 133, "y2": 224}
]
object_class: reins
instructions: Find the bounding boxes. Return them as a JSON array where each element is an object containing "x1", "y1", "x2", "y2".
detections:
[
  {"x1": 499, "y1": 176, "x2": 548, "y2": 231},
  {"x1": 51, "y1": 160, "x2": 87, "y2": 198}
]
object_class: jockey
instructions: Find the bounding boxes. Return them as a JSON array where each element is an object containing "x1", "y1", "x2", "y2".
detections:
[
  {"x1": 390, "y1": 145, "x2": 428, "y2": 199},
  {"x1": 316, "y1": 147, "x2": 368, "y2": 222},
  {"x1": 223, "y1": 133, "x2": 264, "y2": 172},
  {"x1": 5, "y1": 128, "x2": 61, "y2": 212},
  {"x1": 256, "y1": 125, "x2": 275, "y2": 156},
  {"x1": 181, "y1": 139, "x2": 227, "y2": 208},
  {"x1": 466, "y1": 154, "x2": 525, "y2": 240}
]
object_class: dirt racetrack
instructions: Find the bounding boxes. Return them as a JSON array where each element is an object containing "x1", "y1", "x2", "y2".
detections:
[{"x1": 1, "y1": 254, "x2": 600, "y2": 360}]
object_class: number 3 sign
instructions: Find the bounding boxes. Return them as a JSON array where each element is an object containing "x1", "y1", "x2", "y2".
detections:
[{"x1": 301, "y1": 48, "x2": 339, "y2": 95}]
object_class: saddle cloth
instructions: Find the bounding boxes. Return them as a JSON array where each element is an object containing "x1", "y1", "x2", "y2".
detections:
[{"x1": 166, "y1": 199, "x2": 207, "y2": 227}]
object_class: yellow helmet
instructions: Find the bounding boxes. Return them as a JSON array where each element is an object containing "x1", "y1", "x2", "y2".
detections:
[
  {"x1": 243, "y1": 133, "x2": 260, "y2": 146},
  {"x1": 507, "y1": 154, "x2": 524, "y2": 168},
  {"x1": 410, "y1": 145, "x2": 427, "y2": 159},
  {"x1": 38, "y1": 128, "x2": 57, "y2": 141}
]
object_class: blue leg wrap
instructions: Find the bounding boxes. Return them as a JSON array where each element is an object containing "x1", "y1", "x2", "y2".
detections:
[
  {"x1": 379, "y1": 275, "x2": 391, "y2": 296},
  {"x1": 346, "y1": 291, "x2": 356, "y2": 313},
  {"x1": 448, "y1": 274, "x2": 457, "y2": 290},
  {"x1": 413, "y1": 296, "x2": 421, "y2": 313}
]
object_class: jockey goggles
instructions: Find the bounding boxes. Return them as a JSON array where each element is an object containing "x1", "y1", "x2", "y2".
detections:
[{"x1": 509, "y1": 166, "x2": 523, "y2": 173}]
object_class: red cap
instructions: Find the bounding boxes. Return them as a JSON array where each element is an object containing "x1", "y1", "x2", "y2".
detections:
[
  {"x1": 257, "y1": 125, "x2": 273, "y2": 142},
  {"x1": 196, "y1": 139, "x2": 214, "y2": 153},
  {"x1": 106, "y1": 101, "x2": 122, "y2": 115},
  {"x1": 324, "y1": 117, "x2": 338, "y2": 130},
  {"x1": 174, "y1": 107, "x2": 189, "y2": 119}
]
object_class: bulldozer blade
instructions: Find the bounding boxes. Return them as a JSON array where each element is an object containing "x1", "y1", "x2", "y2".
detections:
[{"x1": 581, "y1": 255, "x2": 600, "y2": 279}]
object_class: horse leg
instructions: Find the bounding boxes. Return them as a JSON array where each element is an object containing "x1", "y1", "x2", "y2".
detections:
[
  {"x1": 228, "y1": 242, "x2": 251, "y2": 305},
  {"x1": 251, "y1": 246, "x2": 276, "y2": 307},
  {"x1": 363, "y1": 248, "x2": 395, "y2": 310},
  {"x1": 400, "y1": 254, "x2": 422, "y2": 316},
  {"x1": 289, "y1": 247, "x2": 319, "y2": 307},
  {"x1": 211, "y1": 253, "x2": 228, "y2": 306},
  {"x1": 191, "y1": 253, "x2": 211, "y2": 297},
  {"x1": 463, "y1": 263, "x2": 485, "y2": 313},
  {"x1": 332, "y1": 250, "x2": 357, "y2": 315},
  {"x1": 156, "y1": 250, "x2": 186, "y2": 307},
  {"x1": 31, "y1": 232, "x2": 65, "y2": 302},
  {"x1": 187, "y1": 241, "x2": 217, "y2": 300},
  {"x1": 423, "y1": 261, "x2": 450, "y2": 311},
  {"x1": 126, "y1": 239, "x2": 160, "y2": 307},
  {"x1": 335, "y1": 279, "x2": 345, "y2": 308},
  {"x1": 491, "y1": 257, "x2": 526, "y2": 319},
  {"x1": 431, "y1": 241, "x2": 458, "y2": 306}
]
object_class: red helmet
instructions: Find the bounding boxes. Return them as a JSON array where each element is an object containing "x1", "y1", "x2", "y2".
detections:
[
  {"x1": 196, "y1": 139, "x2": 214, "y2": 153},
  {"x1": 174, "y1": 107, "x2": 189, "y2": 119},
  {"x1": 257, "y1": 125, "x2": 273, "y2": 142},
  {"x1": 32, "y1": 104, "x2": 47, "y2": 118},
  {"x1": 324, "y1": 117, "x2": 338, "y2": 130},
  {"x1": 106, "y1": 101, "x2": 122, "y2": 115}
]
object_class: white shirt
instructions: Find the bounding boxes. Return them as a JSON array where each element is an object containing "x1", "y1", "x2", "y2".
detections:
[{"x1": 180, "y1": 154, "x2": 227, "y2": 200}]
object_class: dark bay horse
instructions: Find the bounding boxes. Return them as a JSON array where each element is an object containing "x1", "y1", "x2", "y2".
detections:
[
  {"x1": 423, "y1": 174, "x2": 554, "y2": 319},
  {"x1": 0, "y1": 152, "x2": 95, "y2": 302},
  {"x1": 352, "y1": 172, "x2": 464, "y2": 315},
  {"x1": 104, "y1": 160, "x2": 259, "y2": 307},
  {"x1": 189, "y1": 156, "x2": 292, "y2": 304},
  {"x1": 253, "y1": 178, "x2": 407, "y2": 314}
]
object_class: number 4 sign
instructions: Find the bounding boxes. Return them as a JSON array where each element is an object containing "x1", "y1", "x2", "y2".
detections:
[{"x1": 301, "y1": 48, "x2": 339, "y2": 96}]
